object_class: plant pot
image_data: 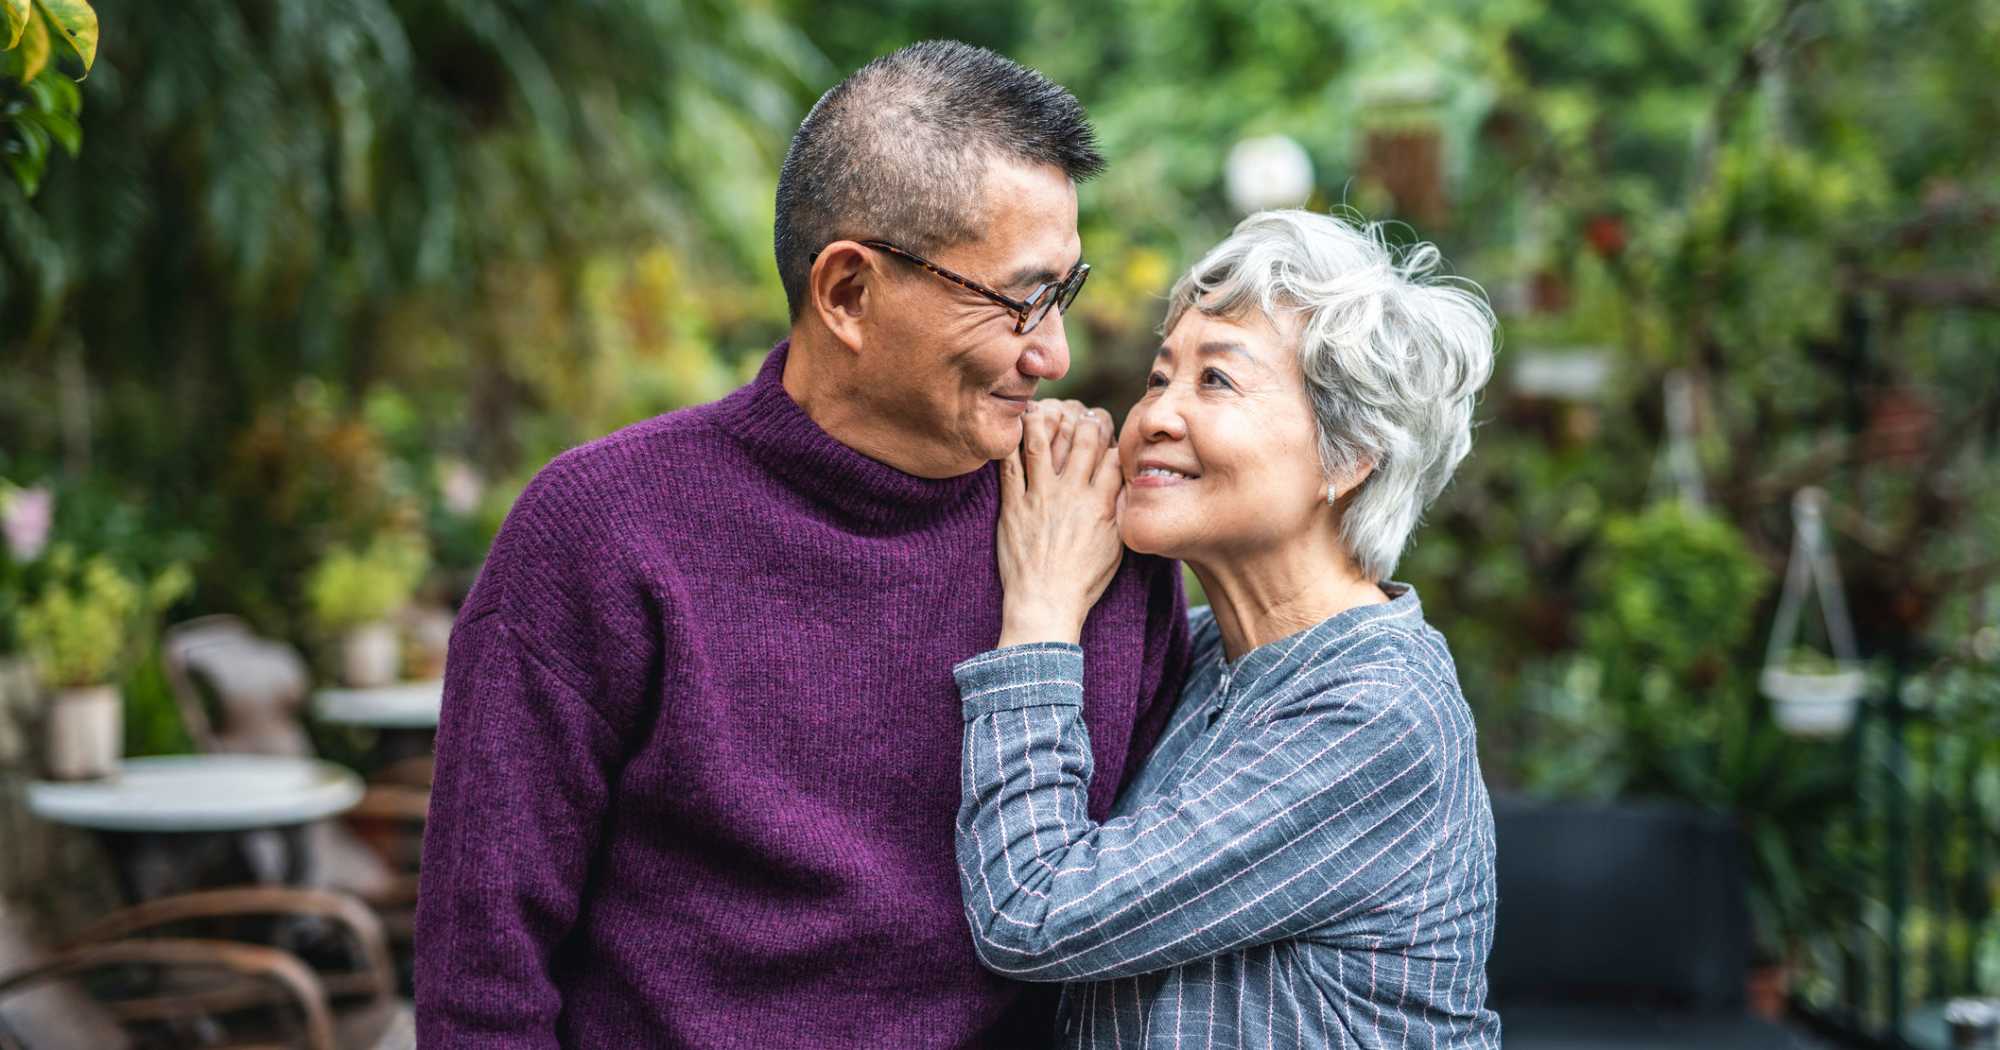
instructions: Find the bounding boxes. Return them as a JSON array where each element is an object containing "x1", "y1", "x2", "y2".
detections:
[
  {"x1": 400, "y1": 606, "x2": 454, "y2": 681},
  {"x1": 1761, "y1": 666, "x2": 1866, "y2": 737},
  {"x1": 340, "y1": 622, "x2": 402, "y2": 688},
  {"x1": 45, "y1": 683, "x2": 122, "y2": 781},
  {"x1": 1745, "y1": 962, "x2": 1791, "y2": 1022}
]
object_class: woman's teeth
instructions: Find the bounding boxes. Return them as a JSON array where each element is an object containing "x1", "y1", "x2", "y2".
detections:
[{"x1": 1139, "y1": 468, "x2": 1193, "y2": 479}]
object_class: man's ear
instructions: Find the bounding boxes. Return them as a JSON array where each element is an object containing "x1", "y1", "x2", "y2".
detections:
[{"x1": 809, "y1": 241, "x2": 876, "y2": 355}]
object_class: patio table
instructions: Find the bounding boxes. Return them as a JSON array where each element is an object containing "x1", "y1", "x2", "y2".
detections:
[
  {"x1": 312, "y1": 680, "x2": 442, "y2": 768},
  {"x1": 24, "y1": 753, "x2": 365, "y2": 901}
]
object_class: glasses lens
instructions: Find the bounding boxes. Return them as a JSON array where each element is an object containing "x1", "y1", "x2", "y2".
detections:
[
  {"x1": 1020, "y1": 265, "x2": 1087, "y2": 335},
  {"x1": 1022, "y1": 295, "x2": 1056, "y2": 335},
  {"x1": 1058, "y1": 266, "x2": 1089, "y2": 311}
]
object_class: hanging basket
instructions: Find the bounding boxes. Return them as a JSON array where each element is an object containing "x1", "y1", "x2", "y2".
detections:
[
  {"x1": 1760, "y1": 665, "x2": 1866, "y2": 737},
  {"x1": 1760, "y1": 489, "x2": 1866, "y2": 739}
]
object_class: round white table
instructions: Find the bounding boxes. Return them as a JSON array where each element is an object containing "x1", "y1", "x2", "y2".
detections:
[
  {"x1": 311, "y1": 679, "x2": 443, "y2": 731},
  {"x1": 27, "y1": 754, "x2": 364, "y2": 833},
  {"x1": 26, "y1": 754, "x2": 366, "y2": 899}
]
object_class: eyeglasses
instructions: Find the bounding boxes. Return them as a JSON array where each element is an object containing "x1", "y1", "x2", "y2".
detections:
[{"x1": 817, "y1": 239, "x2": 1089, "y2": 335}]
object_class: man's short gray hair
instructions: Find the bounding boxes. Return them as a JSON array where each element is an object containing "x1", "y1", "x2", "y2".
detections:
[
  {"x1": 774, "y1": 41, "x2": 1104, "y2": 320},
  {"x1": 1164, "y1": 209, "x2": 1497, "y2": 582}
]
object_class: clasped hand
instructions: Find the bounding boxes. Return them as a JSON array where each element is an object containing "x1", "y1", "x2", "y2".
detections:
[{"x1": 996, "y1": 400, "x2": 1125, "y2": 647}]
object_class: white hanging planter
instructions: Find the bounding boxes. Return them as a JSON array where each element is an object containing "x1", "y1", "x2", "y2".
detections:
[
  {"x1": 339, "y1": 621, "x2": 402, "y2": 689},
  {"x1": 1760, "y1": 665, "x2": 1866, "y2": 737},
  {"x1": 1759, "y1": 488, "x2": 1866, "y2": 738},
  {"x1": 45, "y1": 683, "x2": 122, "y2": 781}
]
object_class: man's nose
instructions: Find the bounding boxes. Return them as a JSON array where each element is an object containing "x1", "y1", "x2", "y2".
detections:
[{"x1": 1018, "y1": 309, "x2": 1071, "y2": 382}]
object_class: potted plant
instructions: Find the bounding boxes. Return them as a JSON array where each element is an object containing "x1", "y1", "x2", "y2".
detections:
[
  {"x1": 306, "y1": 533, "x2": 429, "y2": 688},
  {"x1": 12, "y1": 546, "x2": 191, "y2": 780},
  {"x1": 1759, "y1": 489, "x2": 1867, "y2": 738},
  {"x1": 1760, "y1": 645, "x2": 1867, "y2": 737}
]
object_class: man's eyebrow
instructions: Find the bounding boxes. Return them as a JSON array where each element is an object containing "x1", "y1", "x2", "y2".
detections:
[
  {"x1": 1003, "y1": 256, "x2": 1079, "y2": 291},
  {"x1": 1001, "y1": 268, "x2": 1058, "y2": 294}
]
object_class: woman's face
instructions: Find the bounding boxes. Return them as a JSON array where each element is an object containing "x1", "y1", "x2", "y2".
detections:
[{"x1": 1117, "y1": 308, "x2": 1331, "y2": 564}]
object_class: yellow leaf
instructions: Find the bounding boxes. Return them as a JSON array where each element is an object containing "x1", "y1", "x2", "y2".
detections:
[
  {"x1": 3, "y1": 0, "x2": 29, "y2": 50},
  {"x1": 31, "y1": 0, "x2": 89, "y2": 73},
  {"x1": 17, "y1": 6, "x2": 46, "y2": 81}
]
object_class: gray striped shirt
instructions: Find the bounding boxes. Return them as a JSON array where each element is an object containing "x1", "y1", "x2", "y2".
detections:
[{"x1": 954, "y1": 582, "x2": 1500, "y2": 1048}]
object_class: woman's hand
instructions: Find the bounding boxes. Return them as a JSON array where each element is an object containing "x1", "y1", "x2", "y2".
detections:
[{"x1": 995, "y1": 400, "x2": 1125, "y2": 647}]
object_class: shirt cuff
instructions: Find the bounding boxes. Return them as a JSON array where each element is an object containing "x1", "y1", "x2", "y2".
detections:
[{"x1": 954, "y1": 643, "x2": 1085, "y2": 721}]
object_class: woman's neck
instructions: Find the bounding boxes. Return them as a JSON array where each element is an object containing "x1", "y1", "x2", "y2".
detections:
[{"x1": 1188, "y1": 531, "x2": 1387, "y2": 664}]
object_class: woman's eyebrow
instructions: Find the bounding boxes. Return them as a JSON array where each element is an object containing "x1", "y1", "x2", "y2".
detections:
[{"x1": 1155, "y1": 341, "x2": 1270, "y2": 375}]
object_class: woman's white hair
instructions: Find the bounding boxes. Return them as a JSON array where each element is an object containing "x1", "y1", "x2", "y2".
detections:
[{"x1": 1163, "y1": 209, "x2": 1497, "y2": 582}]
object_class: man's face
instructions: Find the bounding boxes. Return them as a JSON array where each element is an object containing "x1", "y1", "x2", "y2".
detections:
[{"x1": 858, "y1": 158, "x2": 1080, "y2": 477}]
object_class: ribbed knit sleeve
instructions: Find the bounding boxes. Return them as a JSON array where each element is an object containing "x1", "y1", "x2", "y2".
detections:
[
  {"x1": 414, "y1": 449, "x2": 664, "y2": 1047},
  {"x1": 954, "y1": 645, "x2": 1444, "y2": 984}
]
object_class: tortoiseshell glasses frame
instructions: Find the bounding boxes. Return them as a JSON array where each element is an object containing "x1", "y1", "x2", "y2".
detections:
[{"x1": 816, "y1": 239, "x2": 1090, "y2": 335}]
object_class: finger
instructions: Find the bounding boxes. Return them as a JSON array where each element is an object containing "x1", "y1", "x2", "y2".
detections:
[
  {"x1": 1000, "y1": 445, "x2": 1026, "y2": 503},
  {"x1": 1092, "y1": 423, "x2": 1123, "y2": 502},
  {"x1": 1051, "y1": 404, "x2": 1081, "y2": 476},
  {"x1": 1022, "y1": 399, "x2": 1056, "y2": 489},
  {"x1": 1086, "y1": 407, "x2": 1115, "y2": 460},
  {"x1": 1069, "y1": 405, "x2": 1107, "y2": 482}
]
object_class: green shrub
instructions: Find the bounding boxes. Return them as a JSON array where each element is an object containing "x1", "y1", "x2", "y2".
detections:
[
  {"x1": 306, "y1": 533, "x2": 430, "y2": 632},
  {"x1": 14, "y1": 544, "x2": 190, "y2": 689}
]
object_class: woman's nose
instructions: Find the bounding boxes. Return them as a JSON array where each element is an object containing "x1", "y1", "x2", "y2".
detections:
[{"x1": 1134, "y1": 387, "x2": 1189, "y2": 442}]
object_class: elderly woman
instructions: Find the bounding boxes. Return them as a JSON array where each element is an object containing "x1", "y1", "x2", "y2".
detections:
[{"x1": 954, "y1": 209, "x2": 1501, "y2": 1047}]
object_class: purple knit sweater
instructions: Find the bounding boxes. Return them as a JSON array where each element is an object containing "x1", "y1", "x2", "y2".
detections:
[{"x1": 414, "y1": 342, "x2": 1189, "y2": 1048}]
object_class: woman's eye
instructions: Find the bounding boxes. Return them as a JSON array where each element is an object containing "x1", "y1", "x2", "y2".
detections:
[
  {"x1": 1202, "y1": 368, "x2": 1234, "y2": 389},
  {"x1": 1145, "y1": 372, "x2": 1168, "y2": 389}
]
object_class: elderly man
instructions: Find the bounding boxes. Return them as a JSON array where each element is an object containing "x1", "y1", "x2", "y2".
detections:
[{"x1": 414, "y1": 41, "x2": 1189, "y2": 1048}]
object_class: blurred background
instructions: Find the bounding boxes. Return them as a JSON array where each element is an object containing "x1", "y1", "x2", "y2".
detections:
[{"x1": 0, "y1": 1, "x2": 1995, "y2": 1047}]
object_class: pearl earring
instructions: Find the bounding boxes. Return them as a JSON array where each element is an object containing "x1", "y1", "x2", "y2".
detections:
[{"x1": 1326, "y1": 484, "x2": 1338, "y2": 507}]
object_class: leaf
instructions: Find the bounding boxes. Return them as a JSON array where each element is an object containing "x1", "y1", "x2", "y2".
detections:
[
  {"x1": 15, "y1": 6, "x2": 45, "y2": 81},
  {"x1": 4, "y1": 149, "x2": 43, "y2": 196},
  {"x1": 30, "y1": 0, "x2": 89, "y2": 73},
  {"x1": 3, "y1": 0, "x2": 28, "y2": 50}
]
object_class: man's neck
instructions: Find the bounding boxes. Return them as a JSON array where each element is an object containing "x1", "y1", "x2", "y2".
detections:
[{"x1": 781, "y1": 330, "x2": 975, "y2": 480}]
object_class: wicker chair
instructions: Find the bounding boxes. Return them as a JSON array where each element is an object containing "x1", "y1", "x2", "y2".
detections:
[
  {"x1": 0, "y1": 893, "x2": 354, "y2": 1050},
  {"x1": 160, "y1": 618, "x2": 427, "y2": 956}
]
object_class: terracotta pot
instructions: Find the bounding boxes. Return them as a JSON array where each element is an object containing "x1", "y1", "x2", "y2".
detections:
[
  {"x1": 45, "y1": 683, "x2": 122, "y2": 781},
  {"x1": 340, "y1": 622, "x2": 402, "y2": 688},
  {"x1": 1746, "y1": 963, "x2": 1791, "y2": 1022},
  {"x1": 400, "y1": 606, "x2": 455, "y2": 680}
]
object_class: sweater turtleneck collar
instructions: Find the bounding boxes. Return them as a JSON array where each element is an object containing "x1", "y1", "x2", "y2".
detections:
[{"x1": 714, "y1": 340, "x2": 995, "y2": 530}]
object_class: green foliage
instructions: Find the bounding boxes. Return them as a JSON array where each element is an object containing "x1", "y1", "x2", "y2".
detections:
[
  {"x1": 0, "y1": 0, "x2": 1993, "y2": 1020},
  {"x1": 0, "y1": 0, "x2": 94, "y2": 194},
  {"x1": 120, "y1": 643, "x2": 194, "y2": 758},
  {"x1": 14, "y1": 544, "x2": 189, "y2": 689},
  {"x1": 305, "y1": 533, "x2": 429, "y2": 632},
  {"x1": 1580, "y1": 503, "x2": 1770, "y2": 680}
]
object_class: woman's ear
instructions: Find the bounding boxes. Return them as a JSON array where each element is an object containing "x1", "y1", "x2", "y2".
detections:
[
  {"x1": 809, "y1": 241, "x2": 874, "y2": 355},
  {"x1": 1324, "y1": 458, "x2": 1375, "y2": 506}
]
